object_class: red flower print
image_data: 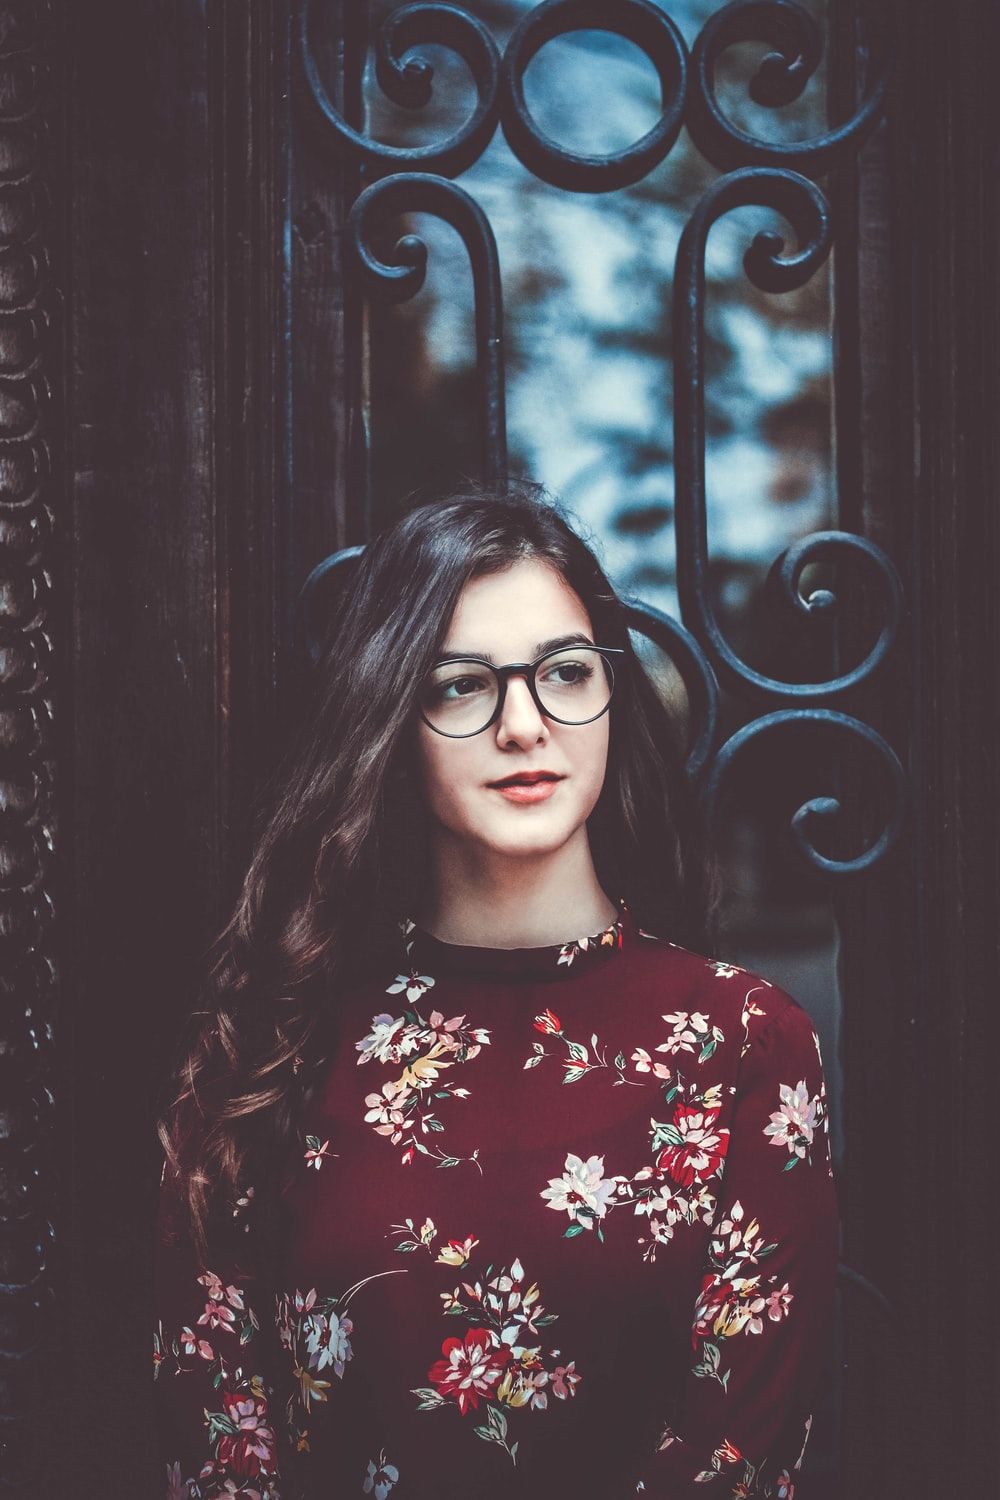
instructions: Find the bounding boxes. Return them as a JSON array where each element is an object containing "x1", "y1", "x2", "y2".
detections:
[
  {"x1": 215, "y1": 1390, "x2": 277, "y2": 1478},
  {"x1": 533, "y1": 1008, "x2": 562, "y2": 1035},
  {"x1": 655, "y1": 1103, "x2": 729, "y2": 1188},
  {"x1": 426, "y1": 1328, "x2": 512, "y2": 1415},
  {"x1": 691, "y1": 1272, "x2": 730, "y2": 1349}
]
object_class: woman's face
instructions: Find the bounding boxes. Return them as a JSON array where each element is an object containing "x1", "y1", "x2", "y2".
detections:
[{"x1": 412, "y1": 558, "x2": 611, "y2": 865}]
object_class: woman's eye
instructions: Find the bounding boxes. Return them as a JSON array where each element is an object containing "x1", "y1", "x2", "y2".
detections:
[
  {"x1": 544, "y1": 662, "x2": 592, "y2": 685},
  {"x1": 439, "y1": 675, "x2": 487, "y2": 699}
]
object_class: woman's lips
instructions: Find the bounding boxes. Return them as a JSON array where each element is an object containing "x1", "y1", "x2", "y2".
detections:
[{"x1": 490, "y1": 778, "x2": 562, "y2": 804}]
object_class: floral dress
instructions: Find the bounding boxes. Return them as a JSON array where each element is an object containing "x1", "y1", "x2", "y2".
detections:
[{"x1": 153, "y1": 897, "x2": 840, "y2": 1499}]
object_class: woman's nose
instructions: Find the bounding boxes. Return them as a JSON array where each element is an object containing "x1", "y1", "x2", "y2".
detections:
[{"x1": 497, "y1": 672, "x2": 546, "y2": 737}]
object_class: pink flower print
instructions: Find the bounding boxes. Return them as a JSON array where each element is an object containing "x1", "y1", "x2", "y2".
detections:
[
  {"x1": 197, "y1": 1298, "x2": 237, "y2": 1334},
  {"x1": 426, "y1": 1328, "x2": 512, "y2": 1415},
  {"x1": 427, "y1": 1009, "x2": 475, "y2": 1041},
  {"x1": 197, "y1": 1270, "x2": 245, "y2": 1311},
  {"x1": 194, "y1": 1270, "x2": 245, "y2": 1336},
  {"x1": 766, "y1": 1281, "x2": 794, "y2": 1322},
  {"x1": 364, "y1": 1079, "x2": 410, "y2": 1142},
  {"x1": 774, "y1": 1467, "x2": 796, "y2": 1498},
  {"x1": 632, "y1": 1046, "x2": 673, "y2": 1080},
  {"x1": 551, "y1": 1360, "x2": 581, "y2": 1399},
  {"x1": 180, "y1": 1325, "x2": 214, "y2": 1360},
  {"x1": 304, "y1": 1135, "x2": 336, "y2": 1170}
]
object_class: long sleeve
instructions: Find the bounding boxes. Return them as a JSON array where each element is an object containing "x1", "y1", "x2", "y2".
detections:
[
  {"x1": 634, "y1": 999, "x2": 840, "y2": 1499},
  {"x1": 153, "y1": 1151, "x2": 287, "y2": 1499}
]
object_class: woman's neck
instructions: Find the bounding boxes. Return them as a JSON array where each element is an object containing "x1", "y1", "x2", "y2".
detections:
[{"x1": 413, "y1": 839, "x2": 617, "y2": 950}]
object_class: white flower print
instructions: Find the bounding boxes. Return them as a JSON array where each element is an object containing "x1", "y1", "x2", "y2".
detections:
[
  {"x1": 387, "y1": 969, "x2": 436, "y2": 1002},
  {"x1": 764, "y1": 1079, "x2": 820, "y2": 1168},
  {"x1": 355, "y1": 1012, "x2": 419, "y2": 1066},
  {"x1": 655, "y1": 1010, "x2": 723, "y2": 1063},
  {"x1": 540, "y1": 1152, "x2": 629, "y2": 1237},
  {"x1": 657, "y1": 1009, "x2": 709, "y2": 1053},
  {"x1": 304, "y1": 1306, "x2": 355, "y2": 1377},
  {"x1": 773, "y1": 1086, "x2": 815, "y2": 1152}
]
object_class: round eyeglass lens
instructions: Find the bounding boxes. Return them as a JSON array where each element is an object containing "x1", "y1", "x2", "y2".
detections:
[{"x1": 419, "y1": 647, "x2": 614, "y2": 736}]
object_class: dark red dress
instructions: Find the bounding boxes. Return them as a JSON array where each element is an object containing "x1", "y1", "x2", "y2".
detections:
[{"x1": 153, "y1": 896, "x2": 840, "y2": 1499}]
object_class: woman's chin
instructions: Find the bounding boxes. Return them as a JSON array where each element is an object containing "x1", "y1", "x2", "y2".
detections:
[{"x1": 477, "y1": 812, "x2": 578, "y2": 858}]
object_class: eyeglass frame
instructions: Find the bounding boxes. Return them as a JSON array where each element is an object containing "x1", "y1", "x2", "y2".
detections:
[{"x1": 416, "y1": 644, "x2": 627, "y2": 738}]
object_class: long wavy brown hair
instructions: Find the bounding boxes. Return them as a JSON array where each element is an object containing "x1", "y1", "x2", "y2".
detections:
[{"x1": 156, "y1": 478, "x2": 722, "y2": 1276}]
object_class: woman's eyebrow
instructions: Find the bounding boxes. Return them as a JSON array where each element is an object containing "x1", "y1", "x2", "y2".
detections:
[{"x1": 438, "y1": 632, "x2": 595, "y2": 664}]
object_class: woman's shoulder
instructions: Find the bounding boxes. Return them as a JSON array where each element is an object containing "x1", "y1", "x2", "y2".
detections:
[{"x1": 628, "y1": 927, "x2": 813, "y2": 1057}]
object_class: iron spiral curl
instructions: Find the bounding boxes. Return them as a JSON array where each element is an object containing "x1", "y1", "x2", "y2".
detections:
[
  {"x1": 299, "y1": 0, "x2": 502, "y2": 178},
  {"x1": 346, "y1": 171, "x2": 507, "y2": 487},
  {"x1": 686, "y1": 0, "x2": 890, "y2": 175}
]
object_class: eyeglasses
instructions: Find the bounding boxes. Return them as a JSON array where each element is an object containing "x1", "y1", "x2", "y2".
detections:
[{"x1": 417, "y1": 644, "x2": 626, "y2": 738}]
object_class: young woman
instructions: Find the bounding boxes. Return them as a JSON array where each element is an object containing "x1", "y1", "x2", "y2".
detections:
[{"x1": 153, "y1": 480, "x2": 839, "y2": 1500}]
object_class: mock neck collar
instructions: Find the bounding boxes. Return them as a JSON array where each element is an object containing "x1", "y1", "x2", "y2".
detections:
[{"x1": 398, "y1": 894, "x2": 635, "y2": 984}]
